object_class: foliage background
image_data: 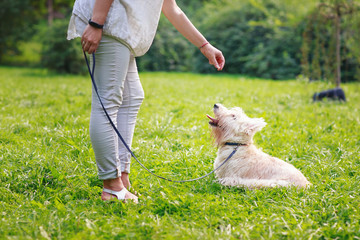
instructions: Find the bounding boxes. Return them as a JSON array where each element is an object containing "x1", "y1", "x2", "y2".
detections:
[{"x1": 0, "y1": 0, "x2": 359, "y2": 82}]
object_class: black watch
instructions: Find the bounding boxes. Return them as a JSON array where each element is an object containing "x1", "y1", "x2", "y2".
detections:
[{"x1": 88, "y1": 19, "x2": 104, "y2": 29}]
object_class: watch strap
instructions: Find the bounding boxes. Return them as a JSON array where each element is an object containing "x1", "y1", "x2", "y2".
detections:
[{"x1": 88, "y1": 19, "x2": 104, "y2": 29}]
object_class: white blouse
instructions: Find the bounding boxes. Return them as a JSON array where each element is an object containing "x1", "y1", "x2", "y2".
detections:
[{"x1": 67, "y1": 0, "x2": 164, "y2": 56}]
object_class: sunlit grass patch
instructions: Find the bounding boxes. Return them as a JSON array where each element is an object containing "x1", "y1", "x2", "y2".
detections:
[{"x1": 0, "y1": 66, "x2": 359, "y2": 239}]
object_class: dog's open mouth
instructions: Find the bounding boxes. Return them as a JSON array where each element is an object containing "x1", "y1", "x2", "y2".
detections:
[{"x1": 207, "y1": 114, "x2": 219, "y2": 126}]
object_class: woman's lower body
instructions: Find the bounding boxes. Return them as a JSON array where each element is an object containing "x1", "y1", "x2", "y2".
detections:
[{"x1": 89, "y1": 35, "x2": 143, "y2": 202}]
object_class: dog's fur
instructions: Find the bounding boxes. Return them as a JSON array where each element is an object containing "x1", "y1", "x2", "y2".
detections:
[
  {"x1": 207, "y1": 104, "x2": 310, "y2": 188},
  {"x1": 313, "y1": 88, "x2": 346, "y2": 102}
]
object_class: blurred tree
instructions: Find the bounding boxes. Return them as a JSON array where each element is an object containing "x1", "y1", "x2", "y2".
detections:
[
  {"x1": 193, "y1": 0, "x2": 307, "y2": 79},
  {"x1": 48, "y1": 0, "x2": 54, "y2": 25},
  {"x1": 40, "y1": 19, "x2": 86, "y2": 74},
  {"x1": 0, "y1": 0, "x2": 73, "y2": 63},
  {"x1": 301, "y1": 0, "x2": 360, "y2": 84},
  {"x1": 311, "y1": 15, "x2": 322, "y2": 80},
  {"x1": 137, "y1": 0, "x2": 212, "y2": 72},
  {"x1": 318, "y1": 0, "x2": 360, "y2": 86},
  {"x1": 176, "y1": 0, "x2": 211, "y2": 16},
  {"x1": 0, "y1": 0, "x2": 38, "y2": 62},
  {"x1": 46, "y1": 0, "x2": 74, "y2": 25},
  {"x1": 301, "y1": 28, "x2": 311, "y2": 78},
  {"x1": 137, "y1": 15, "x2": 194, "y2": 72},
  {"x1": 343, "y1": 2, "x2": 360, "y2": 82}
]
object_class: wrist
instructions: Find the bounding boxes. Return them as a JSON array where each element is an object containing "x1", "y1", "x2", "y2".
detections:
[
  {"x1": 88, "y1": 19, "x2": 104, "y2": 29},
  {"x1": 198, "y1": 42, "x2": 209, "y2": 49}
]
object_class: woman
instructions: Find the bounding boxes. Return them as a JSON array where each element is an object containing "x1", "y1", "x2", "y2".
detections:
[{"x1": 67, "y1": 0, "x2": 225, "y2": 203}]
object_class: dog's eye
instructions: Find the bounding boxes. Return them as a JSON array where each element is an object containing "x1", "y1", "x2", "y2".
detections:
[{"x1": 231, "y1": 114, "x2": 236, "y2": 119}]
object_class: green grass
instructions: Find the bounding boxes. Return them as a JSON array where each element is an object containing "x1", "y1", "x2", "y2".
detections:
[{"x1": 0, "y1": 66, "x2": 359, "y2": 239}]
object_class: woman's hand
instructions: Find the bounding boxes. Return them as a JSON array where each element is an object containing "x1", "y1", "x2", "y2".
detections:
[
  {"x1": 200, "y1": 44, "x2": 225, "y2": 71},
  {"x1": 81, "y1": 25, "x2": 103, "y2": 54},
  {"x1": 81, "y1": 0, "x2": 113, "y2": 54}
]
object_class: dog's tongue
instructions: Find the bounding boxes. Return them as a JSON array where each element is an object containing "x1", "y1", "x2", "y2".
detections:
[{"x1": 207, "y1": 114, "x2": 219, "y2": 125}]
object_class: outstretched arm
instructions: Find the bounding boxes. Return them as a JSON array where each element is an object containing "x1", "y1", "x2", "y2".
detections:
[{"x1": 162, "y1": 0, "x2": 225, "y2": 71}]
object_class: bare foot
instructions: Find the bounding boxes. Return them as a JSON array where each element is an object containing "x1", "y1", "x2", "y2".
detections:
[{"x1": 101, "y1": 177, "x2": 138, "y2": 203}]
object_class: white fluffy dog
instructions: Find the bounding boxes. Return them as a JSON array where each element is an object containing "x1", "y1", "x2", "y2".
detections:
[{"x1": 207, "y1": 104, "x2": 310, "y2": 188}]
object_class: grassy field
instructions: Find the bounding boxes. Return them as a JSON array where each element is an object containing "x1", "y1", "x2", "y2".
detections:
[{"x1": 0, "y1": 66, "x2": 359, "y2": 239}]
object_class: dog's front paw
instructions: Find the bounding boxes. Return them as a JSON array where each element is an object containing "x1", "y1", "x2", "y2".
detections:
[
  {"x1": 218, "y1": 177, "x2": 237, "y2": 186},
  {"x1": 269, "y1": 180, "x2": 290, "y2": 187}
]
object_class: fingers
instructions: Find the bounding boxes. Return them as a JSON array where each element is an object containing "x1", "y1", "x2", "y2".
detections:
[
  {"x1": 209, "y1": 56, "x2": 220, "y2": 70},
  {"x1": 201, "y1": 44, "x2": 225, "y2": 71},
  {"x1": 82, "y1": 41, "x2": 90, "y2": 53},
  {"x1": 213, "y1": 49, "x2": 225, "y2": 71},
  {"x1": 82, "y1": 38, "x2": 99, "y2": 54},
  {"x1": 209, "y1": 51, "x2": 225, "y2": 71},
  {"x1": 82, "y1": 41, "x2": 98, "y2": 54},
  {"x1": 216, "y1": 53, "x2": 225, "y2": 71},
  {"x1": 81, "y1": 25, "x2": 102, "y2": 54}
]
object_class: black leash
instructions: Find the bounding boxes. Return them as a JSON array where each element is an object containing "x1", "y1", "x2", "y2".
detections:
[{"x1": 83, "y1": 52, "x2": 239, "y2": 182}]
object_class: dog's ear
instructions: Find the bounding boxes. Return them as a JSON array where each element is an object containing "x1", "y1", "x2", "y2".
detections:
[{"x1": 243, "y1": 118, "x2": 267, "y2": 135}]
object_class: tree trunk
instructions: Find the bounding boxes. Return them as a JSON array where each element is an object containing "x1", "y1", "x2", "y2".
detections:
[
  {"x1": 335, "y1": 8, "x2": 341, "y2": 87},
  {"x1": 48, "y1": 0, "x2": 53, "y2": 26}
]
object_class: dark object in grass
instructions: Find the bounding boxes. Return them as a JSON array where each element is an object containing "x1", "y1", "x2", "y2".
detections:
[{"x1": 312, "y1": 88, "x2": 346, "y2": 102}]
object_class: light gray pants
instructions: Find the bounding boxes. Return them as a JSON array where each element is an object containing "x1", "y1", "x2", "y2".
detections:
[{"x1": 89, "y1": 36, "x2": 144, "y2": 180}]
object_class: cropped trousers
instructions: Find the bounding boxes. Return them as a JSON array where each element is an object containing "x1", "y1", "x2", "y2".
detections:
[{"x1": 89, "y1": 36, "x2": 144, "y2": 180}]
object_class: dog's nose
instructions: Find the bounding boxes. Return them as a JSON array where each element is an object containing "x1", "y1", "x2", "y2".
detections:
[{"x1": 214, "y1": 104, "x2": 219, "y2": 109}]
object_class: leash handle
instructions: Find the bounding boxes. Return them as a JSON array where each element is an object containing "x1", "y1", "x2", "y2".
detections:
[{"x1": 83, "y1": 51, "x2": 237, "y2": 182}]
